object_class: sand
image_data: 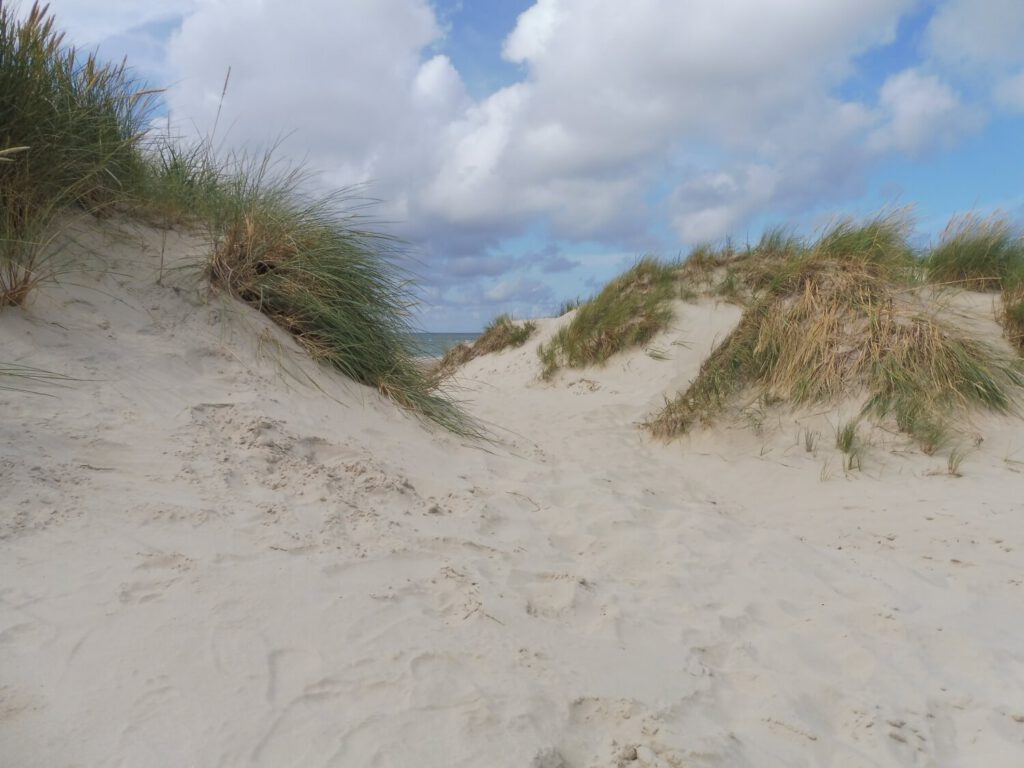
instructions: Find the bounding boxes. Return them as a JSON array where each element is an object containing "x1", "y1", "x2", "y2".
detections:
[{"x1": 2, "y1": 217, "x2": 1023, "y2": 767}]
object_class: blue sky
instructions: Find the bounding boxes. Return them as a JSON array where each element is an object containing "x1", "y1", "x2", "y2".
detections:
[{"x1": 41, "y1": 0, "x2": 1024, "y2": 330}]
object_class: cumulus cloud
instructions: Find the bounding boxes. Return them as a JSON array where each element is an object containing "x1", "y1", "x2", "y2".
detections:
[
  {"x1": 163, "y1": 0, "x2": 924, "y2": 252},
  {"x1": 53, "y1": 0, "x2": 1002, "y2": 327},
  {"x1": 166, "y1": 0, "x2": 459, "y2": 195},
  {"x1": 425, "y1": 0, "x2": 916, "y2": 244},
  {"x1": 868, "y1": 69, "x2": 983, "y2": 156},
  {"x1": 671, "y1": 166, "x2": 780, "y2": 243},
  {"x1": 926, "y1": 0, "x2": 1024, "y2": 70}
]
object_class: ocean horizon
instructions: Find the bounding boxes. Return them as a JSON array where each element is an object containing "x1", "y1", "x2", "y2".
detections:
[{"x1": 408, "y1": 331, "x2": 480, "y2": 358}]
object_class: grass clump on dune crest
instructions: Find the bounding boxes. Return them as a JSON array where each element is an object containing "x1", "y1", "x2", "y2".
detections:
[
  {"x1": 203, "y1": 156, "x2": 478, "y2": 436},
  {"x1": 678, "y1": 228, "x2": 807, "y2": 304},
  {"x1": 0, "y1": 6, "x2": 475, "y2": 434},
  {"x1": 647, "y1": 213, "x2": 1024, "y2": 452},
  {"x1": 0, "y1": 3, "x2": 150, "y2": 211},
  {"x1": 131, "y1": 138, "x2": 225, "y2": 227},
  {"x1": 926, "y1": 215, "x2": 1024, "y2": 291},
  {"x1": 435, "y1": 313, "x2": 536, "y2": 378},
  {"x1": 923, "y1": 214, "x2": 1024, "y2": 352},
  {"x1": 1003, "y1": 272, "x2": 1024, "y2": 352},
  {"x1": 0, "y1": 2, "x2": 153, "y2": 305},
  {"x1": 538, "y1": 257, "x2": 679, "y2": 379}
]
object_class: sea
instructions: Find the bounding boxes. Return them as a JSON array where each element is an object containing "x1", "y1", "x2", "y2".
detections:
[{"x1": 408, "y1": 332, "x2": 480, "y2": 358}]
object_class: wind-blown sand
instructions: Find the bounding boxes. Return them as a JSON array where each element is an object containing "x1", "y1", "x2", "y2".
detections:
[{"x1": 2, "y1": 219, "x2": 1023, "y2": 767}]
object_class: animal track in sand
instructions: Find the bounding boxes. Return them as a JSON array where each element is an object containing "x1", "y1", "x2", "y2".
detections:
[
  {"x1": 0, "y1": 622, "x2": 58, "y2": 653},
  {"x1": 134, "y1": 552, "x2": 194, "y2": 573},
  {"x1": 552, "y1": 697, "x2": 688, "y2": 768},
  {"x1": 117, "y1": 577, "x2": 178, "y2": 605},
  {"x1": 510, "y1": 570, "x2": 597, "y2": 621},
  {"x1": 407, "y1": 652, "x2": 487, "y2": 711},
  {"x1": 431, "y1": 564, "x2": 490, "y2": 624},
  {"x1": 0, "y1": 686, "x2": 43, "y2": 724}
]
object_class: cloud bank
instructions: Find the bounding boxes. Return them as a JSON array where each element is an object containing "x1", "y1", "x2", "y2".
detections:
[{"x1": 40, "y1": 0, "x2": 1020, "y2": 327}]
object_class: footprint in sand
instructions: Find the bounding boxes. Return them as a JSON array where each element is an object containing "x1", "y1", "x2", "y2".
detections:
[
  {"x1": 117, "y1": 577, "x2": 177, "y2": 605},
  {"x1": 509, "y1": 570, "x2": 597, "y2": 621}
]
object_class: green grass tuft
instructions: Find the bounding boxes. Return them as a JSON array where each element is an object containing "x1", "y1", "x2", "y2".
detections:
[
  {"x1": 556, "y1": 297, "x2": 583, "y2": 316},
  {"x1": 538, "y1": 257, "x2": 678, "y2": 379},
  {"x1": 835, "y1": 420, "x2": 862, "y2": 470},
  {"x1": 1001, "y1": 268, "x2": 1024, "y2": 352},
  {"x1": 927, "y1": 215, "x2": 1024, "y2": 291},
  {"x1": 0, "y1": 3, "x2": 153, "y2": 305},
  {"x1": 435, "y1": 313, "x2": 536, "y2": 377},
  {"x1": 201, "y1": 155, "x2": 477, "y2": 435},
  {"x1": 0, "y1": 2, "x2": 152, "y2": 209}
]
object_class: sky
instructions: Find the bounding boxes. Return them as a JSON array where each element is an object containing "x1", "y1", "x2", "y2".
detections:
[{"x1": 35, "y1": 0, "x2": 1024, "y2": 330}]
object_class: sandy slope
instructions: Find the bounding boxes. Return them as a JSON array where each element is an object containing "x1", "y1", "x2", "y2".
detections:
[{"x1": 2, "y1": 219, "x2": 1023, "y2": 768}]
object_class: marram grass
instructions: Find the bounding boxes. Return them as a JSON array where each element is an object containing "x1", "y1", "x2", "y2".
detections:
[
  {"x1": 924, "y1": 215, "x2": 1024, "y2": 350},
  {"x1": 0, "y1": 5, "x2": 475, "y2": 434},
  {"x1": 1002, "y1": 271, "x2": 1024, "y2": 353},
  {"x1": 927, "y1": 215, "x2": 1024, "y2": 291},
  {"x1": 203, "y1": 156, "x2": 478, "y2": 436},
  {"x1": 0, "y1": 2, "x2": 152, "y2": 216},
  {"x1": 1, "y1": 2, "x2": 152, "y2": 305},
  {"x1": 538, "y1": 257, "x2": 679, "y2": 379},
  {"x1": 435, "y1": 313, "x2": 536, "y2": 378},
  {"x1": 647, "y1": 215, "x2": 1024, "y2": 452}
]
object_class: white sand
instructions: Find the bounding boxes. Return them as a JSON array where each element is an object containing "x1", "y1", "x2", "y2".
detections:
[{"x1": 2, "y1": 218, "x2": 1023, "y2": 767}]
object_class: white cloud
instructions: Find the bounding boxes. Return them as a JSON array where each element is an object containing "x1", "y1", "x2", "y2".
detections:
[
  {"x1": 39, "y1": 0, "x2": 196, "y2": 45},
  {"x1": 162, "y1": 0, "x2": 922, "y2": 249},
  {"x1": 926, "y1": 0, "x2": 1024, "y2": 70},
  {"x1": 995, "y1": 71, "x2": 1024, "y2": 112},
  {"x1": 483, "y1": 277, "x2": 551, "y2": 303},
  {"x1": 166, "y1": 0, "x2": 459, "y2": 198},
  {"x1": 671, "y1": 166, "x2": 780, "y2": 243},
  {"x1": 503, "y1": 0, "x2": 566, "y2": 63},
  {"x1": 422, "y1": 0, "x2": 918, "y2": 244},
  {"x1": 49, "y1": 0, "x2": 1001, "y2": 327},
  {"x1": 868, "y1": 69, "x2": 983, "y2": 156}
]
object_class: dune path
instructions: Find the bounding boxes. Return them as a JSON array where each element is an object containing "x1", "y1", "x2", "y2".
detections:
[{"x1": 2, "y1": 219, "x2": 1023, "y2": 767}]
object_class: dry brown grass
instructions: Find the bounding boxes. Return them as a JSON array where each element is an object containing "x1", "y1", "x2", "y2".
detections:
[{"x1": 647, "y1": 214, "x2": 1024, "y2": 452}]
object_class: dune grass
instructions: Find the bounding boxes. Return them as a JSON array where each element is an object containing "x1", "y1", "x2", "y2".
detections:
[
  {"x1": 677, "y1": 228, "x2": 807, "y2": 305},
  {"x1": 0, "y1": 5, "x2": 474, "y2": 434},
  {"x1": 130, "y1": 138, "x2": 225, "y2": 227},
  {"x1": 835, "y1": 420, "x2": 862, "y2": 470},
  {"x1": 435, "y1": 313, "x2": 536, "y2": 378},
  {"x1": 0, "y1": 3, "x2": 151, "y2": 211},
  {"x1": 926, "y1": 215, "x2": 1024, "y2": 291},
  {"x1": 647, "y1": 214, "x2": 1024, "y2": 451},
  {"x1": 555, "y1": 297, "x2": 583, "y2": 316},
  {"x1": 196, "y1": 155, "x2": 477, "y2": 434},
  {"x1": 0, "y1": 3, "x2": 153, "y2": 305},
  {"x1": 0, "y1": 360, "x2": 73, "y2": 394},
  {"x1": 924, "y1": 215, "x2": 1024, "y2": 351},
  {"x1": 538, "y1": 257, "x2": 679, "y2": 379},
  {"x1": 1003, "y1": 271, "x2": 1024, "y2": 352}
]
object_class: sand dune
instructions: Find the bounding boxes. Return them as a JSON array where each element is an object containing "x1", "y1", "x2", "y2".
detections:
[{"x1": 2, "y1": 219, "x2": 1023, "y2": 767}]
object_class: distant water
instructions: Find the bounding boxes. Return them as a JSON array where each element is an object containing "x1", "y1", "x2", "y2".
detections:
[{"x1": 408, "y1": 332, "x2": 480, "y2": 358}]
